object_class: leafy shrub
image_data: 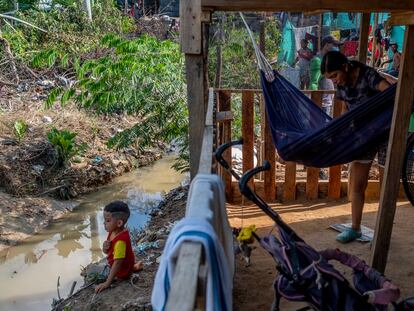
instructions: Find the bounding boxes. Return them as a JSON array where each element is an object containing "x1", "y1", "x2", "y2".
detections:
[
  {"x1": 209, "y1": 14, "x2": 281, "y2": 89},
  {"x1": 48, "y1": 34, "x2": 187, "y2": 160},
  {"x1": 13, "y1": 120, "x2": 28, "y2": 143},
  {"x1": 47, "y1": 128, "x2": 86, "y2": 166},
  {"x1": 208, "y1": 13, "x2": 281, "y2": 139},
  {"x1": 2, "y1": 1, "x2": 135, "y2": 67}
]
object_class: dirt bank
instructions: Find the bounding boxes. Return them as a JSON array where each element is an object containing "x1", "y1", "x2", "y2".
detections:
[
  {"x1": 0, "y1": 84, "x2": 163, "y2": 251},
  {"x1": 52, "y1": 185, "x2": 188, "y2": 311}
]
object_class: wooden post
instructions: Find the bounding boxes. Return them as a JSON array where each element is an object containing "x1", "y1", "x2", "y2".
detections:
[
  {"x1": 259, "y1": 18, "x2": 276, "y2": 201},
  {"x1": 242, "y1": 91, "x2": 255, "y2": 188},
  {"x1": 166, "y1": 242, "x2": 202, "y2": 311},
  {"x1": 181, "y1": 0, "x2": 210, "y2": 179},
  {"x1": 257, "y1": 97, "x2": 265, "y2": 181},
  {"x1": 358, "y1": 13, "x2": 371, "y2": 64},
  {"x1": 215, "y1": 14, "x2": 224, "y2": 88},
  {"x1": 370, "y1": 25, "x2": 414, "y2": 273},
  {"x1": 261, "y1": 96, "x2": 276, "y2": 201},
  {"x1": 218, "y1": 91, "x2": 233, "y2": 202},
  {"x1": 306, "y1": 92, "x2": 322, "y2": 200},
  {"x1": 284, "y1": 162, "x2": 297, "y2": 201},
  {"x1": 370, "y1": 13, "x2": 379, "y2": 67},
  {"x1": 328, "y1": 97, "x2": 343, "y2": 199}
]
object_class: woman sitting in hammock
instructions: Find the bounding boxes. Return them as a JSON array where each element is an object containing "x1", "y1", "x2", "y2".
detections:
[{"x1": 321, "y1": 51, "x2": 392, "y2": 243}]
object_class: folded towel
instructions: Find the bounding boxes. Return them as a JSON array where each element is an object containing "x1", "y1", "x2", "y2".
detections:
[{"x1": 186, "y1": 173, "x2": 234, "y2": 275}]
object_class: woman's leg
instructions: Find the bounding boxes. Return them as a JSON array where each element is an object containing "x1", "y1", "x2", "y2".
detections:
[{"x1": 350, "y1": 161, "x2": 372, "y2": 231}]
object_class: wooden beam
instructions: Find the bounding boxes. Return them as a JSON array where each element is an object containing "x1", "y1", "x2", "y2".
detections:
[
  {"x1": 218, "y1": 90, "x2": 233, "y2": 202},
  {"x1": 358, "y1": 13, "x2": 371, "y2": 64},
  {"x1": 180, "y1": 0, "x2": 202, "y2": 54},
  {"x1": 262, "y1": 97, "x2": 276, "y2": 201},
  {"x1": 201, "y1": 0, "x2": 414, "y2": 12},
  {"x1": 387, "y1": 12, "x2": 414, "y2": 26},
  {"x1": 216, "y1": 111, "x2": 233, "y2": 122},
  {"x1": 328, "y1": 166, "x2": 341, "y2": 199},
  {"x1": 184, "y1": 11, "x2": 209, "y2": 179},
  {"x1": 329, "y1": 98, "x2": 344, "y2": 199},
  {"x1": 284, "y1": 162, "x2": 296, "y2": 201},
  {"x1": 242, "y1": 91, "x2": 255, "y2": 188},
  {"x1": 306, "y1": 92, "x2": 323, "y2": 200},
  {"x1": 198, "y1": 88, "x2": 215, "y2": 174},
  {"x1": 166, "y1": 242, "x2": 203, "y2": 311},
  {"x1": 370, "y1": 25, "x2": 414, "y2": 273},
  {"x1": 186, "y1": 54, "x2": 206, "y2": 179}
]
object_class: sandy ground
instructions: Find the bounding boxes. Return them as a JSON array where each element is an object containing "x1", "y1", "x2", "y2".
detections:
[{"x1": 230, "y1": 199, "x2": 414, "y2": 310}]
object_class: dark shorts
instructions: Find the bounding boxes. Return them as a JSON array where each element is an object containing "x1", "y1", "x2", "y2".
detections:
[{"x1": 354, "y1": 141, "x2": 388, "y2": 166}]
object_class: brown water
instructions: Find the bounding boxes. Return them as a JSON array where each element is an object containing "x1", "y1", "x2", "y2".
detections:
[{"x1": 0, "y1": 155, "x2": 186, "y2": 311}]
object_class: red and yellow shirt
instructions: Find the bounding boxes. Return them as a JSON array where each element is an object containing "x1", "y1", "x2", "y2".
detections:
[{"x1": 107, "y1": 230, "x2": 135, "y2": 279}]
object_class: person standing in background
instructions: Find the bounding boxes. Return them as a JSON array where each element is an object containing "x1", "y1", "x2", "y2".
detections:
[
  {"x1": 309, "y1": 35, "x2": 343, "y2": 117},
  {"x1": 381, "y1": 43, "x2": 401, "y2": 77},
  {"x1": 294, "y1": 38, "x2": 313, "y2": 89}
]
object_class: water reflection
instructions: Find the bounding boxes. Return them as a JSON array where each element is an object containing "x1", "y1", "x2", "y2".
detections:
[{"x1": 0, "y1": 155, "x2": 185, "y2": 311}]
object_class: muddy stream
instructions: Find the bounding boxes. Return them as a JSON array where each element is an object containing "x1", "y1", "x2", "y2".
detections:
[{"x1": 0, "y1": 155, "x2": 186, "y2": 311}]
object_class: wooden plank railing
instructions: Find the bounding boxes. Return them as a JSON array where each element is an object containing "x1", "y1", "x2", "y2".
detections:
[
  {"x1": 215, "y1": 88, "x2": 346, "y2": 202},
  {"x1": 166, "y1": 88, "x2": 226, "y2": 311}
]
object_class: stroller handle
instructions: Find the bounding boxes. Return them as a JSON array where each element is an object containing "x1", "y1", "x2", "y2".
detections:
[
  {"x1": 215, "y1": 139, "x2": 243, "y2": 170},
  {"x1": 215, "y1": 139, "x2": 243, "y2": 180},
  {"x1": 238, "y1": 160, "x2": 304, "y2": 242},
  {"x1": 239, "y1": 160, "x2": 271, "y2": 191}
]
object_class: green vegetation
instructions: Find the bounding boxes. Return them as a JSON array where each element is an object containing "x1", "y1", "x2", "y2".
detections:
[
  {"x1": 13, "y1": 120, "x2": 28, "y2": 143},
  {"x1": 1, "y1": 1, "x2": 189, "y2": 171},
  {"x1": 1, "y1": 6, "x2": 281, "y2": 173},
  {"x1": 1, "y1": 0, "x2": 135, "y2": 68},
  {"x1": 47, "y1": 128, "x2": 86, "y2": 166},
  {"x1": 209, "y1": 13, "x2": 282, "y2": 139},
  {"x1": 47, "y1": 34, "x2": 187, "y2": 158}
]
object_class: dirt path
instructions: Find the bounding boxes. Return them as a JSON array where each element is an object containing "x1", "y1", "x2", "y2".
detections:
[{"x1": 230, "y1": 199, "x2": 414, "y2": 310}]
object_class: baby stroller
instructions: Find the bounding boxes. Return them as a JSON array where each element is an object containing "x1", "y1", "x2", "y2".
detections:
[{"x1": 216, "y1": 140, "x2": 414, "y2": 311}]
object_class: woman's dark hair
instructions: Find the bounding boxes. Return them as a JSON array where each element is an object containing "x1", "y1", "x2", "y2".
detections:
[{"x1": 321, "y1": 51, "x2": 350, "y2": 74}]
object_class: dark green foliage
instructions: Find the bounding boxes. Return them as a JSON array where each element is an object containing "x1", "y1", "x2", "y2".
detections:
[
  {"x1": 209, "y1": 13, "x2": 282, "y2": 139},
  {"x1": 48, "y1": 34, "x2": 188, "y2": 167},
  {"x1": 209, "y1": 13, "x2": 281, "y2": 89},
  {"x1": 47, "y1": 128, "x2": 86, "y2": 166},
  {"x1": 1, "y1": 1, "x2": 135, "y2": 67}
]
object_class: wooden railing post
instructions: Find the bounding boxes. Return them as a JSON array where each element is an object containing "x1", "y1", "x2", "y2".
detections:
[
  {"x1": 218, "y1": 90, "x2": 233, "y2": 202},
  {"x1": 260, "y1": 95, "x2": 276, "y2": 201},
  {"x1": 306, "y1": 92, "x2": 322, "y2": 199},
  {"x1": 242, "y1": 91, "x2": 255, "y2": 188},
  {"x1": 284, "y1": 161, "x2": 297, "y2": 200},
  {"x1": 328, "y1": 98, "x2": 343, "y2": 199}
]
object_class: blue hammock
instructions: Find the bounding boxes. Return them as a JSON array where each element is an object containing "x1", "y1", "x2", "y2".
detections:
[{"x1": 261, "y1": 71, "x2": 397, "y2": 168}]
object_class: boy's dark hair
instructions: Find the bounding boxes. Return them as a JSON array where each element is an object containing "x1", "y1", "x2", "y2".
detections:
[
  {"x1": 321, "y1": 51, "x2": 349, "y2": 74},
  {"x1": 104, "y1": 201, "x2": 130, "y2": 224}
]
